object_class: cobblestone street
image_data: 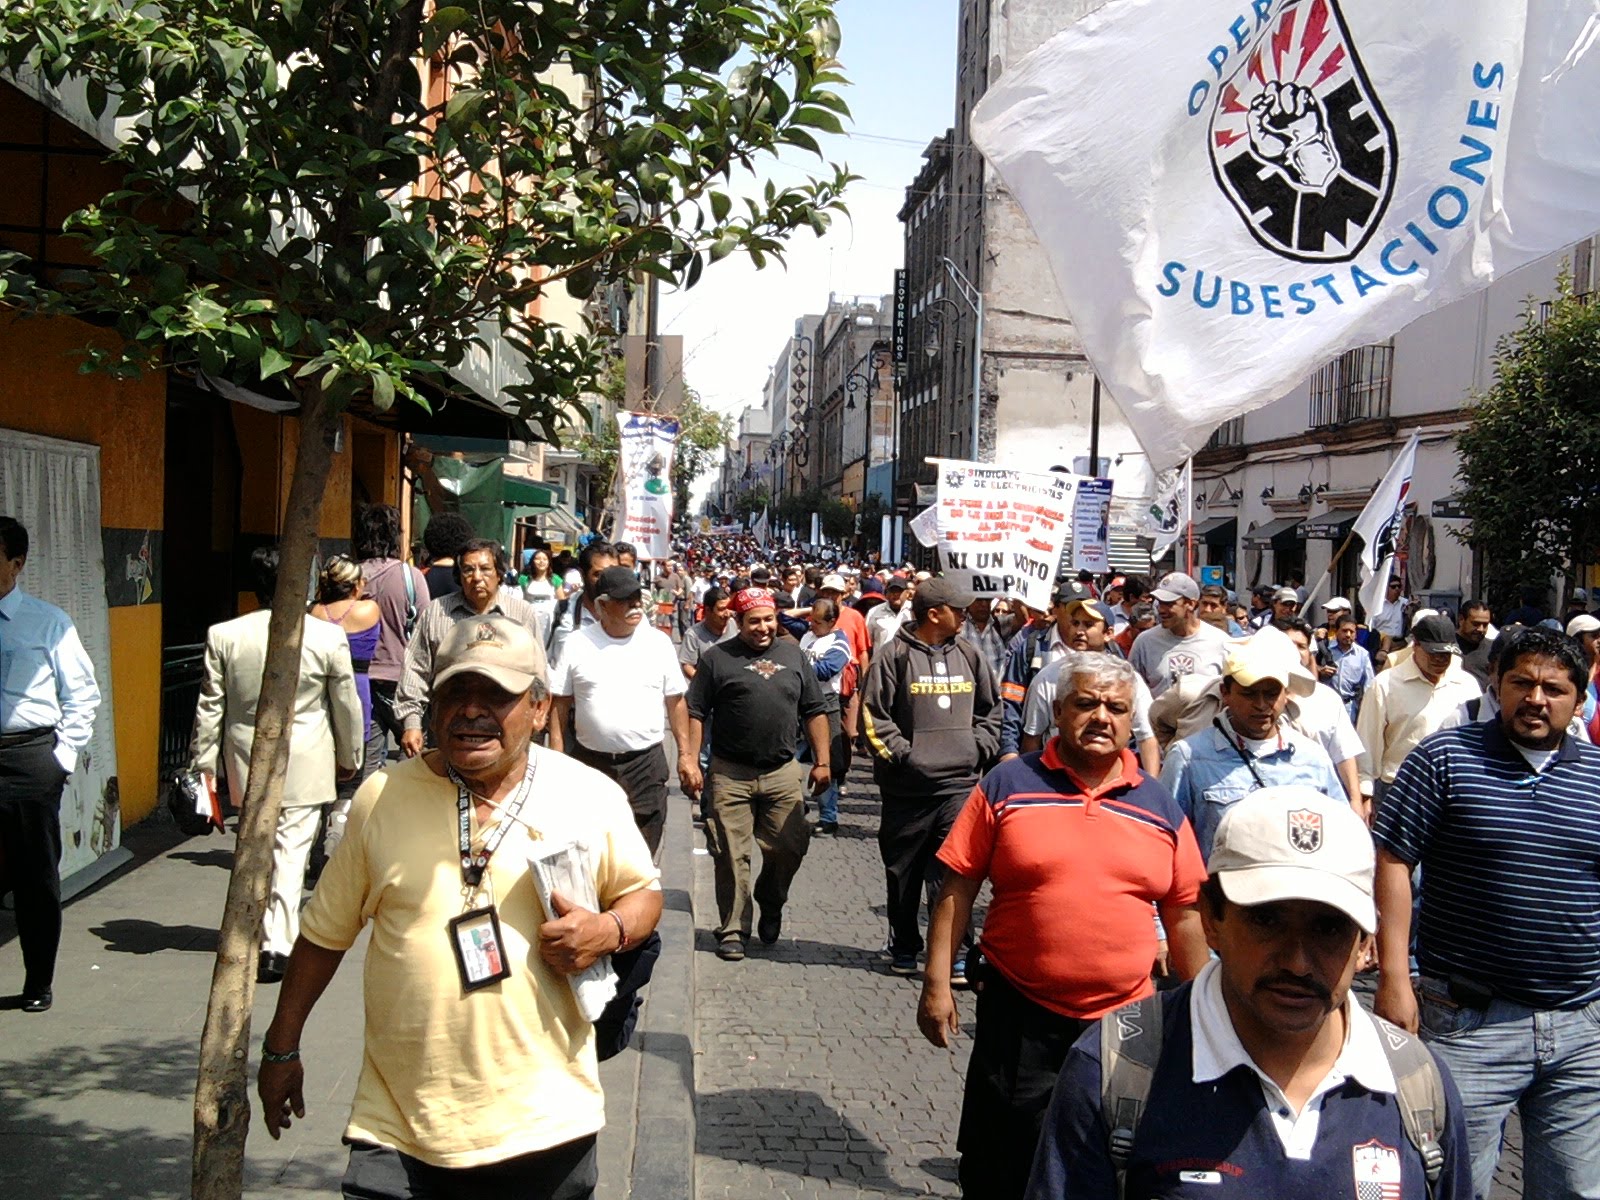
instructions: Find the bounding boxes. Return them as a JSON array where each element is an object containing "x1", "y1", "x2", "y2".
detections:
[{"x1": 692, "y1": 759, "x2": 969, "y2": 1199}]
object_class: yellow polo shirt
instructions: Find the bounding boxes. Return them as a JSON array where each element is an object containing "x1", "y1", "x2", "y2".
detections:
[{"x1": 300, "y1": 747, "x2": 660, "y2": 1168}]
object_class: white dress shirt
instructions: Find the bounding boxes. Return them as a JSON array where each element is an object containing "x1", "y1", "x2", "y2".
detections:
[
  {"x1": 1355, "y1": 655, "x2": 1481, "y2": 791},
  {"x1": 0, "y1": 586, "x2": 101, "y2": 773},
  {"x1": 549, "y1": 622, "x2": 686, "y2": 752},
  {"x1": 1189, "y1": 959, "x2": 1396, "y2": 1159}
]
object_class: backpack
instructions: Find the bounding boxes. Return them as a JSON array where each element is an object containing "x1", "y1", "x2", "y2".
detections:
[{"x1": 1100, "y1": 991, "x2": 1447, "y2": 1199}]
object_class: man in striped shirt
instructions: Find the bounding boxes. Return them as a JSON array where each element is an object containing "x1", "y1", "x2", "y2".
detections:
[{"x1": 1373, "y1": 626, "x2": 1600, "y2": 1200}]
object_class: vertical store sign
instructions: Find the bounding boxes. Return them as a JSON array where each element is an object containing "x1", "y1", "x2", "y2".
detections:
[
  {"x1": 892, "y1": 269, "x2": 909, "y2": 368},
  {"x1": 615, "y1": 412, "x2": 679, "y2": 561}
]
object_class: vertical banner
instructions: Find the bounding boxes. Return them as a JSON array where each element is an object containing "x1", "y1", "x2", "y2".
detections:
[
  {"x1": 880, "y1": 515, "x2": 893, "y2": 561},
  {"x1": 1072, "y1": 478, "x2": 1114, "y2": 573},
  {"x1": 810, "y1": 513, "x2": 821, "y2": 546},
  {"x1": 930, "y1": 459, "x2": 1075, "y2": 610},
  {"x1": 616, "y1": 412, "x2": 679, "y2": 561},
  {"x1": 1142, "y1": 460, "x2": 1192, "y2": 560}
]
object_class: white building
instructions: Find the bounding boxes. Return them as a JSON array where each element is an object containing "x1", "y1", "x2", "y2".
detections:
[{"x1": 1183, "y1": 236, "x2": 1599, "y2": 614}]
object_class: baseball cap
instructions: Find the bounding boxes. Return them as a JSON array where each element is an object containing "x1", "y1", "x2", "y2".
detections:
[
  {"x1": 860, "y1": 577, "x2": 885, "y2": 597},
  {"x1": 1150, "y1": 573, "x2": 1200, "y2": 603},
  {"x1": 1063, "y1": 598, "x2": 1116, "y2": 627},
  {"x1": 819, "y1": 573, "x2": 847, "y2": 593},
  {"x1": 433, "y1": 615, "x2": 548, "y2": 696},
  {"x1": 1411, "y1": 613, "x2": 1460, "y2": 655},
  {"x1": 1322, "y1": 597, "x2": 1353, "y2": 612},
  {"x1": 884, "y1": 576, "x2": 909, "y2": 594},
  {"x1": 1053, "y1": 579, "x2": 1090, "y2": 605},
  {"x1": 1575, "y1": 588, "x2": 1590, "y2": 602},
  {"x1": 1106, "y1": 575, "x2": 1127, "y2": 591},
  {"x1": 1224, "y1": 630, "x2": 1298, "y2": 692},
  {"x1": 594, "y1": 565, "x2": 643, "y2": 603},
  {"x1": 1208, "y1": 786, "x2": 1377, "y2": 933},
  {"x1": 1568, "y1": 613, "x2": 1600, "y2": 637},
  {"x1": 1272, "y1": 586, "x2": 1299, "y2": 604},
  {"x1": 916, "y1": 576, "x2": 976, "y2": 610}
]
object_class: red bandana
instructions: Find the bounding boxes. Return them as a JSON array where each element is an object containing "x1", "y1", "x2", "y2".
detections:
[{"x1": 732, "y1": 587, "x2": 776, "y2": 615}]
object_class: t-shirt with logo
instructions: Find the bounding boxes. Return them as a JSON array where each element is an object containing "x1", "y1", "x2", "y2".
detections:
[
  {"x1": 1128, "y1": 622, "x2": 1232, "y2": 698},
  {"x1": 686, "y1": 637, "x2": 830, "y2": 770}
]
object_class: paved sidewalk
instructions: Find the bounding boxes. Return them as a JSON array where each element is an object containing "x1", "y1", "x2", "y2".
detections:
[
  {"x1": 691, "y1": 757, "x2": 1527, "y2": 1199},
  {"x1": 0, "y1": 790, "x2": 696, "y2": 1198}
]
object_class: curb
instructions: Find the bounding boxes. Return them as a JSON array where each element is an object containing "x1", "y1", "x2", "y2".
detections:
[{"x1": 627, "y1": 796, "x2": 697, "y2": 1196}]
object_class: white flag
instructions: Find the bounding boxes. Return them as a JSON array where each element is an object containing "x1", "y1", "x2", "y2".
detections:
[
  {"x1": 971, "y1": 0, "x2": 1600, "y2": 469},
  {"x1": 1143, "y1": 461, "x2": 1192, "y2": 559},
  {"x1": 752, "y1": 507, "x2": 770, "y2": 547},
  {"x1": 1352, "y1": 432, "x2": 1419, "y2": 619}
]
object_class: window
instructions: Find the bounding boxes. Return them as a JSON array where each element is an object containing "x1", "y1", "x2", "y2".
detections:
[
  {"x1": 1309, "y1": 341, "x2": 1394, "y2": 427},
  {"x1": 1576, "y1": 236, "x2": 1596, "y2": 297},
  {"x1": 1205, "y1": 417, "x2": 1243, "y2": 450}
]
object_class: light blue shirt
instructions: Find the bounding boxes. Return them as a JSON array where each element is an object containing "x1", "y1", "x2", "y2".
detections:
[
  {"x1": 1160, "y1": 714, "x2": 1345, "y2": 862},
  {"x1": 0, "y1": 586, "x2": 101, "y2": 773},
  {"x1": 1325, "y1": 641, "x2": 1375, "y2": 719}
]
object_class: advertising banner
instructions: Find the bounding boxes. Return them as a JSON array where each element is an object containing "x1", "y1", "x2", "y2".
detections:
[{"x1": 615, "y1": 412, "x2": 679, "y2": 561}]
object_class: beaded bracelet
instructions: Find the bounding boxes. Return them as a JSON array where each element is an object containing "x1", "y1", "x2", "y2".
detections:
[{"x1": 261, "y1": 1045, "x2": 301, "y2": 1064}]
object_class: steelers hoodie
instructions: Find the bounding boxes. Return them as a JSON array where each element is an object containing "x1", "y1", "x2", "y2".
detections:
[{"x1": 861, "y1": 625, "x2": 1002, "y2": 800}]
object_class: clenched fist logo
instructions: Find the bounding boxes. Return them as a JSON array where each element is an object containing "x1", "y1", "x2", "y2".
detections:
[{"x1": 1247, "y1": 82, "x2": 1340, "y2": 191}]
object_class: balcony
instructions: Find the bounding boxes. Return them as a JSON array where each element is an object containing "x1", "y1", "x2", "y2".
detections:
[{"x1": 1309, "y1": 343, "x2": 1393, "y2": 428}]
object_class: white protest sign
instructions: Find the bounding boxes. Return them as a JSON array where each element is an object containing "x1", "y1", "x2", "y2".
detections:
[{"x1": 930, "y1": 459, "x2": 1075, "y2": 610}]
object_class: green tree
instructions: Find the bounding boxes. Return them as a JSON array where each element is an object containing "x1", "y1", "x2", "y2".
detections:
[
  {"x1": 819, "y1": 496, "x2": 854, "y2": 541},
  {"x1": 0, "y1": 4, "x2": 851, "y2": 1195},
  {"x1": 1456, "y1": 278, "x2": 1600, "y2": 611},
  {"x1": 731, "y1": 482, "x2": 770, "y2": 521}
]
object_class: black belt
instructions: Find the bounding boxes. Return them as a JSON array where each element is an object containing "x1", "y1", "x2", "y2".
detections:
[
  {"x1": 0, "y1": 726, "x2": 56, "y2": 749},
  {"x1": 574, "y1": 740, "x2": 658, "y2": 765}
]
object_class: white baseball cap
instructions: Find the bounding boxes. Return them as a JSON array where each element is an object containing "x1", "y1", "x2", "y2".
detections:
[
  {"x1": 819, "y1": 574, "x2": 848, "y2": 593},
  {"x1": 1226, "y1": 625, "x2": 1317, "y2": 697},
  {"x1": 1209, "y1": 786, "x2": 1376, "y2": 933},
  {"x1": 1567, "y1": 613, "x2": 1600, "y2": 637},
  {"x1": 1322, "y1": 597, "x2": 1353, "y2": 612},
  {"x1": 1150, "y1": 572, "x2": 1200, "y2": 602}
]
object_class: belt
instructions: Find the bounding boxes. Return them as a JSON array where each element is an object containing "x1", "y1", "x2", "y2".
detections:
[
  {"x1": 574, "y1": 741, "x2": 658, "y2": 765},
  {"x1": 0, "y1": 726, "x2": 56, "y2": 749},
  {"x1": 350, "y1": 658, "x2": 373, "y2": 672}
]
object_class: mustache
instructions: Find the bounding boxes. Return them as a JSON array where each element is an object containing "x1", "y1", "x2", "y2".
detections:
[
  {"x1": 448, "y1": 721, "x2": 503, "y2": 736},
  {"x1": 1256, "y1": 973, "x2": 1332, "y2": 1004}
]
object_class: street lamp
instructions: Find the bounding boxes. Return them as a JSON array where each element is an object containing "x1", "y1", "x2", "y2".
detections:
[{"x1": 939, "y1": 256, "x2": 985, "y2": 461}]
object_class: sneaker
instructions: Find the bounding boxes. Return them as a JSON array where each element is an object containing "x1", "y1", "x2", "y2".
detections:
[
  {"x1": 716, "y1": 936, "x2": 745, "y2": 962},
  {"x1": 890, "y1": 954, "x2": 920, "y2": 977},
  {"x1": 949, "y1": 957, "x2": 969, "y2": 990},
  {"x1": 817, "y1": 821, "x2": 838, "y2": 836}
]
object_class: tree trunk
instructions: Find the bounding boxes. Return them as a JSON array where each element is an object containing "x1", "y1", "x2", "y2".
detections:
[{"x1": 192, "y1": 387, "x2": 340, "y2": 1200}]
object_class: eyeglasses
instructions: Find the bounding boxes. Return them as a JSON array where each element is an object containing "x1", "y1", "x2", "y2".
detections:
[{"x1": 459, "y1": 564, "x2": 499, "y2": 577}]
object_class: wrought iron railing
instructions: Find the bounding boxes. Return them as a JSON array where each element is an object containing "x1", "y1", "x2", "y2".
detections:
[{"x1": 1309, "y1": 343, "x2": 1393, "y2": 428}]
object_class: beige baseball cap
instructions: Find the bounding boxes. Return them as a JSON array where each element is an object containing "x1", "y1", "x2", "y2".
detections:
[
  {"x1": 433, "y1": 614, "x2": 548, "y2": 696},
  {"x1": 1209, "y1": 786, "x2": 1376, "y2": 933},
  {"x1": 1225, "y1": 626, "x2": 1317, "y2": 697}
]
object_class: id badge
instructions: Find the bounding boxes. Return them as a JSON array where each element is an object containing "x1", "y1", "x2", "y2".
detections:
[{"x1": 448, "y1": 906, "x2": 513, "y2": 992}]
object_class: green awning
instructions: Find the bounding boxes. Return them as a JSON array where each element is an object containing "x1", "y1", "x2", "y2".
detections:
[{"x1": 502, "y1": 477, "x2": 563, "y2": 508}]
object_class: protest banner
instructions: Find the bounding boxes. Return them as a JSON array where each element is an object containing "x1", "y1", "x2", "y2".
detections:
[
  {"x1": 930, "y1": 459, "x2": 1075, "y2": 609},
  {"x1": 615, "y1": 412, "x2": 678, "y2": 560}
]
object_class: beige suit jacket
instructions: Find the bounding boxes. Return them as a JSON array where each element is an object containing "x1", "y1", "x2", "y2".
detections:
[{"x1": 190, "y1": 609, "x2": 364, "y2": 809}]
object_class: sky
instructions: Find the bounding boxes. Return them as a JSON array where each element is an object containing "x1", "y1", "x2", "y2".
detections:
[{"x1": 660, "y1": 0, "x2": 960, "y2": 445}]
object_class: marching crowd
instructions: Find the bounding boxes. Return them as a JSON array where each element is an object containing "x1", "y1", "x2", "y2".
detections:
[{"x1": 5, "y1": 502, "x2": 1598, "y2": 1200}]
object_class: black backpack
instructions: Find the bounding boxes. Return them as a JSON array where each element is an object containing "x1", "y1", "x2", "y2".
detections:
[{"x1": 1100, "y1": 991, "x2": 1448, "y2": 1198}]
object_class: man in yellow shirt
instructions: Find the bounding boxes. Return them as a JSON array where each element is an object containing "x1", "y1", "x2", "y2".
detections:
[{"x1": 257, "y1": 615, "x2": 661, "y2": 1197}]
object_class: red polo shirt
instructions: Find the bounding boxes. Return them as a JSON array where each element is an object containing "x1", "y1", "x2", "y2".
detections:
[{"x1": 938, "y1": 741, "x2": 1206, "y2": 1019}]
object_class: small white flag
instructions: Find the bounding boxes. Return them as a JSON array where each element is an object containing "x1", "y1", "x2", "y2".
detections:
[
  {"x1": 1143, "y1": 461, "x2": 1192, "y2": 560},
  {"x1": 1353, "y1": 433, "x2": 1419, "y2": 620}
]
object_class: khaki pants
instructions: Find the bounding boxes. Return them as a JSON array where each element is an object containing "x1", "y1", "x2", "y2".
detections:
[
  {"x1": 263, "y1": 805, "x2": 322, "y2": 957},
  {"x1": 707, "y1": 757, "x2": 811, "y2": 941}
]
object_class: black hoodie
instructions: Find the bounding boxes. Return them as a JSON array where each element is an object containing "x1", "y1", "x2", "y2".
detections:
[{"x1": 861, "y1": 625, "x2": 1001, "y2": 799}]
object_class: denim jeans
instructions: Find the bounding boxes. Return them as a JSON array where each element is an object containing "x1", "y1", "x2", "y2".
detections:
[{"x1": 1417, "y1": 974, "x2": 1600, "y2": 1200}]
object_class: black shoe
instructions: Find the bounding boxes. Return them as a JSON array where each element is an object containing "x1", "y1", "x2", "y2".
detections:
[
  {"x1": 757, "y1": 907, "x2": 782, "y2": 945},
  {"x1": 257, "y1": 953, "x2": 289, "y2": 984},
  {"x1": 21, "y1": 990, "x2": 52, "y2": 1013},
  {"x1": 716, "y1": 937, "x2": 746, "y2": 962},
  {"x1": 817, "y1": 821, "x2": 838, "y2": 836}
]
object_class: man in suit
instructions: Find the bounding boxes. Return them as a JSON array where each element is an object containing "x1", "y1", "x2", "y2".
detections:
[{"x1": 191, "y1": 546, "x2": 364, "y2": 983}]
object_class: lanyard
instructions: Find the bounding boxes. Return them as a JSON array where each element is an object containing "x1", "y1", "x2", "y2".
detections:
[
  {"x1": 1213, "y1": 718, "x2": 1270, "y2": 791},
  {"x1": 448, "y1": 755, "x2": 537, "y2": 889}
]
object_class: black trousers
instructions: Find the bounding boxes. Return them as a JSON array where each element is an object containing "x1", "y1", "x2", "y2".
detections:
[
  {"x1": 956, "y1": 967, "x2": 1094, "y2": 1200},
  {"x1": 341, "y1": 1136, "x2": 597, "y2": 1200},
  {"x1": 0, "y1": 732, "x2": 69, "y2": 995},
  {"x1": 877, "y1": 791, "x2": 966, "y2": 958},
  {"x1": 571, "y1": 741, "x2": 668, "y2": 856}
]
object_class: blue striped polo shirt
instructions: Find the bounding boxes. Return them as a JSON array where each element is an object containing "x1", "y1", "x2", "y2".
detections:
[{"x1": 1373, "y1": 721, "x2": 1600, "y2": 1009}]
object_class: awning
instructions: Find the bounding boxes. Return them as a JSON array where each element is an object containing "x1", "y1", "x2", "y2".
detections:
[
  {"x1": 1244, "y1": 515, "x2": 1306, "y2": 544},
  {"x1": 501, "y1": 476, "x2": 564, "y2": 508},
  {"x1": 1194, "y1": 515, "x2": 1237, "y2": 545},
  {"x1": 1299, "y1": 509, "x2": 1362, "y2": 540}
]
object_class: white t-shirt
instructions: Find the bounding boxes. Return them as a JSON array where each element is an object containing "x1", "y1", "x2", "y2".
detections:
[
  {"x1": 548, "y1": 622, "x2": 686, "y2": 752},
  {"x1": 1128, "y1": 622, "x2": 1232, "y2": 697},
  {"x1": 1288, "y1": 683, "x2": 1366, "y2": 767},
  {"x1": 869, "y1": 602, "x2": 911, "y2": 651}
]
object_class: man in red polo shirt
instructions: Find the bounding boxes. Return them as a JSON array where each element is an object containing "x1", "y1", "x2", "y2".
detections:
[{"x1": 918, "y1": 651, "x2": 1209, "y2": 1200}]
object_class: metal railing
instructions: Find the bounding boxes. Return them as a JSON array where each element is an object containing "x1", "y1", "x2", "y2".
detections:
[
  {"x1": 1309, "y1": 343, "x2": 1394, "y2": 428},
  {"x1": 159, "y1": 643, "x2": 207, "y2": 784}
]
